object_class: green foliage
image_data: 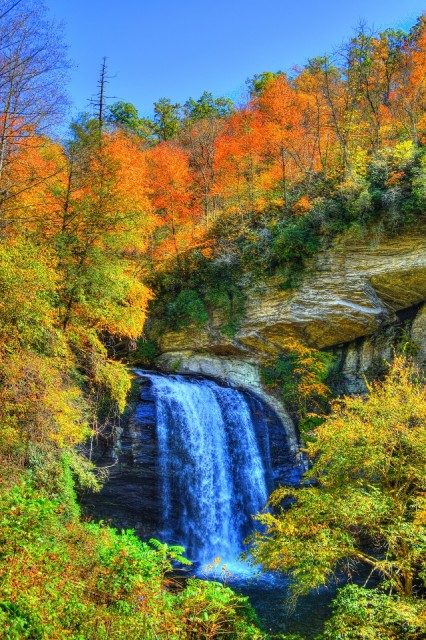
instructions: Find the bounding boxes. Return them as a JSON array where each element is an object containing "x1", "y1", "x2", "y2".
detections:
[
  {"x1": 0, "y1": 481, "x2": 265, "y2": 639},
  {"x1": 170, "y1": 357, "x2": 183, "y2": 372},
  {"x1": 128, "y1": 338, "x2": 159, "y2": 366},
  {"x1": 152, "y1": 97, "x2": 182, "y2": 141},
  {"x1": 395, "y1": 321, "x2": 420, "y2": 357},
  {"x1": 322, "y1": 585, "x2": 426, "y2": 639},
  {"x1": 148, "y1": 538, "x2": 192, "y2": 569},
  {"x1": 148, "y1": 238, "x2": 248, "y2": 340},
  {"x1": 26, "y1": 448, "x2": 97, "y2": 512},
  {"x1": 247, "y1": 71, "x2": 285, "y2": 95},
  {"x1": 270, "y1": 636, "x2": 304, "y2": 640},
  {"x1": 176, "y1": 579, "x2": 262, "y2": 639},
  {"x1": 0, "y1": 601, "x2": 44, "y2": 640},
  {"x1": 208, "y1": 291, "x2": 244, "y2": 337},
  {"x1": 107, "y1": 101, "x2": 146, "y2": 135},
  {"x1": 271, "y1": 215, "x2": 321, "y2": 268},
  {"x1": 166, "y1": 289, "x2": 209, "y2": 329},
  {"x1": 184, "y1": 91, "x2": 234, "y2": 122}
]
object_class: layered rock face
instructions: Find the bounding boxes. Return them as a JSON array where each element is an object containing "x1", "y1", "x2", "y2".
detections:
[
  {"x1": 156, "y1": 225, "x2": 426, "y2": 425},
  {"x1": 159, "y1": 226, "x2": 426, "y2": 356}
]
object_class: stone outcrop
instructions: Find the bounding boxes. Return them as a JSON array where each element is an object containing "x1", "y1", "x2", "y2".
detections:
[
  {"x1": 412, "y1": 303, "x2": 426, "y2": 365},
  {"x1": 155, "y1": 226, "x2": 426, "y2": 434},
  {"x1": 159, "y1": 226, "x2": 426, "y2": 358}
]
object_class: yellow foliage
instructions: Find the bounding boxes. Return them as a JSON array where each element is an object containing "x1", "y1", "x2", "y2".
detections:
[
  {"x1": 253, "y1": 357, "x2": 426, "y2": 602},
  {"x1": 392, "y1": 139, "x2": 416, "y2": 164},
  {"x1": 0, "y1": 350, "x2": 89, "y2": 456}
]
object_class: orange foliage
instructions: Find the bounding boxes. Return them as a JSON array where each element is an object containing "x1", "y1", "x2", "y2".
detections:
[
  {"x1": 2, "y1": 15, "x2": 426, "y2": 291},
  {"x1": 214, "y1": 109, "x2": 265, "y2": 215},
  {"x1": 146, "y1": 142, "x2": 203, "y2": 262}
]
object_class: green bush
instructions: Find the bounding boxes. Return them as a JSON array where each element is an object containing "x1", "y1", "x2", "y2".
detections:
[
  {"x1": 322, "y1": 585, "x2": 426, "y2": 639},
  {"x1": 129, "y1": 338, "x2": 159, "y2": 365},
  {"x1": 271, "y1": 215, "x2": 321, "y2": 267},
  {"x1": 0, "y1": 480, "x2": 264, "y2": 639},
  {"x1": 166, "y1": 289, "x2": 209, "y2": 329}
]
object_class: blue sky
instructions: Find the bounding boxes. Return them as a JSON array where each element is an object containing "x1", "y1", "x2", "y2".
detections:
[{"x1": 45, "y1": 0, "x2": 425, "y2": 120}]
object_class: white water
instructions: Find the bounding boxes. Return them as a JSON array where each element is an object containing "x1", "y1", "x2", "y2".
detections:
[{"x1": 141, "y1": 373, "x2": 270, "y2": 568}]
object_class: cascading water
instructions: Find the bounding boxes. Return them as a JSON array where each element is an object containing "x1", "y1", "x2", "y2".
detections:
[
  {"x1": 82, "y1": 371, "x2": 329, "y2": 636},
  {"x1": 142, "y1": 373, "x2": 270, "y2": 567}
]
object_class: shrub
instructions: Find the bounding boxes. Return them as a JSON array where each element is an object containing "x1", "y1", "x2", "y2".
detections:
[
  {"x1": 166, "y1": 289, "x2": 209, "y2": 329},
  {"x1": 0, "y1": 481, "x2": 265, "y2": 639}
]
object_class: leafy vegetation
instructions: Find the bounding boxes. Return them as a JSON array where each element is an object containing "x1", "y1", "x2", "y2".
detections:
[
  {"x1": 322, "y1": 585, "x2": 426, "y2": 639},
  {"x1": 261, "y1": 338, "x2": 334, "y2": 434},
  {"x1": 138, "y1": 17, "x2": 426, "y2": 331},
  {"x1": 0, "y1": 481, "x2": 263, "y2": 639},
  {"x1": 250, "y1": 357, "x2": 426, "y2": 636},
  {"x1": 0, "y1": 2, "x2": 266, "y2": 637}
]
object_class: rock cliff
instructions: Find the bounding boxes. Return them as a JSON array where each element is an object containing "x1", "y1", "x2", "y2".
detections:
[{"x1": 155, "y1": 225, "x2": 426, "y2": 438}]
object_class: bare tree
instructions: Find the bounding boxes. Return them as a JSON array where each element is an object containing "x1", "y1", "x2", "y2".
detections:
[
  {"x1": 0, "y1": 0, "x2": 70, "y2": 210},
  {"x1": 90, "y1": 56, "x2": 115, "y2": 137}
]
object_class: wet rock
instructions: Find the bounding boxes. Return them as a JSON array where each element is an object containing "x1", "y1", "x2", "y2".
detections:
[{"x1": 81, "y1": 375, "x2": 299, "y2": 540}]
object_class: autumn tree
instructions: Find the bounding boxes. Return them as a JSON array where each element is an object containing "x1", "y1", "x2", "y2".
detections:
[
  {"x1": 3, "y1": 115, "x2": 156, "y2": 444},
  {"x1": 247, "y1": 71, "x2": 285, "y2": 96},
  {"x1": 391, "y1": 15, "x2": 426, "y2": 144},
  {"x1": 343, "y1": 27, "x2": 405, "y2": 149},
  {"x1": 296, "y1": 59, "x2": 338, "y2": 178},
  {"x1": 257, "y1": 75, "x2": 320, "y2": 207},
  {"x1": 0, "y1": 0, "x2": 69, "y2": 214},
  {"x1": 214, "y1": 108, "x2": 265, "y2": 218},
  {"x1": 303, "y1": 56, "x2": 356, "y2": 175},
  {"x1": 178, "y1": 92, "x2": 233, "y2": 225},
  {"x1": 146, "y1": 141, "x2": 198, "y2": 263},
  {"x1": 251, "y1": 357, "x2": 426, "y2": 607}
]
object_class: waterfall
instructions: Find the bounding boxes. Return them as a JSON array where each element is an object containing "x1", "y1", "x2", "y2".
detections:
[{"x1": 141, "y1": 373, "x2": 270, "y2": 567}]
